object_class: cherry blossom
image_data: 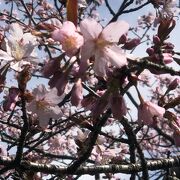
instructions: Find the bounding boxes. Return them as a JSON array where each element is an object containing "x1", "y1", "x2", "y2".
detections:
[
  {"x1": 0, "y1": 0, "x2": 179, "y2": 179},
  {"x1": 0, "y1": 23, "x2": 38, "y2": 71},
  {"x1": 80, "y1": 18, "x2": 129, "y2": 78},
  {"x1": 161, "y1": 0, "x2": 177, "y2": 16},
  {"x1": 78, "y1": 0, "x2": 87, "y2": 8},
  {"x1": 27, "y1": 85, "x2": 63, "y2": 129},
  {"x1": 138, "y1": 101, "x2": 165, "y2": 126},
  {"x1": 52, "y1": 21, "x2": 84, "y2": 57}
]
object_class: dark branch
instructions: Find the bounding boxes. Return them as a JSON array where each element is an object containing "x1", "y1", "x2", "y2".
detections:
[{"x1": 0, "y1": 155, "x2": 179, "y2": 175}]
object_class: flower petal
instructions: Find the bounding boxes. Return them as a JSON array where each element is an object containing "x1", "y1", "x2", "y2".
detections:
[
  {"x1": 10, "y1": 61, "x2": 30, "y2": 72},
  {"x1": 104, "y1": 46, "x2": 127, "y2": 68},
  {"x1": 101, "y1": 20, "x2": 129, "y2": 42},
  {"x1": 81, "y1": 40, "x2": 95, "y2": 61},
  {"x1": 80, "y1": 18, "x2": 102, "y2": 40},
  {"x1": 22, "y1": 33, "x2": 37, "y2": 46},
  {"x1": 8, "y1": 23, "x2": 23, "y2": 40},
  {"x1": 45, "y1": 88, "x2": 64, "y2": 105},
  {"x1": 0, "y1": 50, "x2": 14, "y2": 61},
  {"x1": 146, "y1": 101, "x2": 165, "y2": 118},
  {"x1": 61, "y1": 21, "x2": 77, "y2": 35},
  {"x1": 32, "y1": 84, "x2": 48, "y2": 100},
  {"x1": 23, "y1": 43, "x2": 37, "y2": 59},
  {"x1": 94, "y1": 51, "x2": 107, "y2": 77}
]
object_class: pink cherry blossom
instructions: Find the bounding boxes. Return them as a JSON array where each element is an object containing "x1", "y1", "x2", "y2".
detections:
[
  {"x1": 80, "y1": 18, "x2": 129, "y2": 78},
  {"x1": 138, "y1": 101, "x2": 165, "y2": 126},
  {"x1": 27, "y1": 85, "x2": 63, "y2": 129},
  {"x1": 52, "y1": 21, "x2": 84, "y2": 57}
]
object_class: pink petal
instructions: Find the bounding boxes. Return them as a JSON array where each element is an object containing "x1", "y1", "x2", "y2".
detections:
[
  {"x1": 51, "y1": 29, "x2": 61, "y2": 41},
  {"x1": 81, "y1": 40, "x2": 95, "y2": 61},
  {"x1": 138, "y1": 101, "x2": 165, "y2": 126},
  {"x1": 80, "y1": 18, "x2": 102, "y2": 40},
  {"x1": 138, "y1": 104, "x2": 154, "y2": 125},
  {"x1": 146, "y1": 101, "x2": 165, "y2": 118},
  {"x1": 60, "y1": 21, "x2": 77, "y2": 36},
  {"x1": 101, "y1": 20, "x2": 129, "y2": 43},
  {"x1": 45, "y1": 88, "x2": 63, "y2": 105},
  {"x1": 104, "y1": 46, "x2": 127, "y2": 68},
  {"x1": 94, "y1": 51, "x2": 108, "y2": 77},
  {"x1": 32, "y1": 84, "x2": 48, "y2": 100}
]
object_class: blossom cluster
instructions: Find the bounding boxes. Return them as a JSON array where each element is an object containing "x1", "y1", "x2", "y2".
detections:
[{"x1": 0, "y1": 0, "x2": 179, "y2": 179}]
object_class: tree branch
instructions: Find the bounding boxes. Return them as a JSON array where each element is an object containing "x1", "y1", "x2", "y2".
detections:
[{"x1": 0, "y1": 155, "x2": 179, "y2": 175}]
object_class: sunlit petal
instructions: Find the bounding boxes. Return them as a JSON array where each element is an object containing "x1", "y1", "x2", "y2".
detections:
[
  {"x1": 81, "y1": 40, "x2": 95, "y2": 61},
  {"x1": 22, "y1": 33, "x2": 37, "y2": 45},
  {"x1": 80, "y1": 18, "x2": 102, "y2": 40},
  {"x1": 8, "y1": 23, "x2": 23, "y2": 40},
  {"x1": 94, "y1": 51, "x2": 107, "y2": 77},
  {"x1": 104, "y1": 46, "x2": 127, "y2": 68},
  {"x1": 101, "y1": 20, "x2": 129, "y2": 42},
  {"x1": 0, "y1": 50, "x2": 14, "y2": 61}
]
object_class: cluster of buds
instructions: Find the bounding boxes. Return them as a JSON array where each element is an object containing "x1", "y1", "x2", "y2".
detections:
[
  {"x1": 146, "y1": 18, "x2": 176, "y2": 73},
  {"x1": 42, "y1": 54, "x2": 70, "y2": 97},
  {"x1": 151, "y1": 0, "x2": 177, "y2": 17}
]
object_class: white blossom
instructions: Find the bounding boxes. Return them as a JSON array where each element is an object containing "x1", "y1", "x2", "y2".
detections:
[{"x1": 0, "y1": 23, "x2": 38, "y2": 71}]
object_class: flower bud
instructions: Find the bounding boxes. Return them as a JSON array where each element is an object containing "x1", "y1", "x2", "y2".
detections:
[
  {"x1": 77, "y1": 59, "x2": 89, "y2": 78},
  {"x1": 162, "y1": 53, "x2": 173, "y2": 64},
  {"x1": 91, "y1": 92, "x2": 108, "y2": 119},
  {"x1": 42, "y1": 57, "x2": 61, "y2": 78},
  {"x1": 168, "y1": 78, "x2": 179, "y2": 91},
  {"x1": 123, "y1": 38, "x2": 140, "y2": 50},
  {"x1": 48, "y1": 71, "x2": 68, "y2": 96},
  {"x1": 146, "y1": 47, "x2": 155, "y2": 56},
  {"x1": 153, "y1": 35, "x2": 161, "y2": 45},
  {"x1": 162, "y1": 42, "x2": 174, "y2": 50},
  {"x1": 81, "y1": 96, "x2": 95, "y2": 110},
  {"x1": 71, "y1": 78, "x2": 83, "y2": 106},
  {"x1": 110, "y1": 93, "x2": 127, "y2": 119},
  {"x1": 118, "y1": 34, "x2": 127, "y2": 44}
]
